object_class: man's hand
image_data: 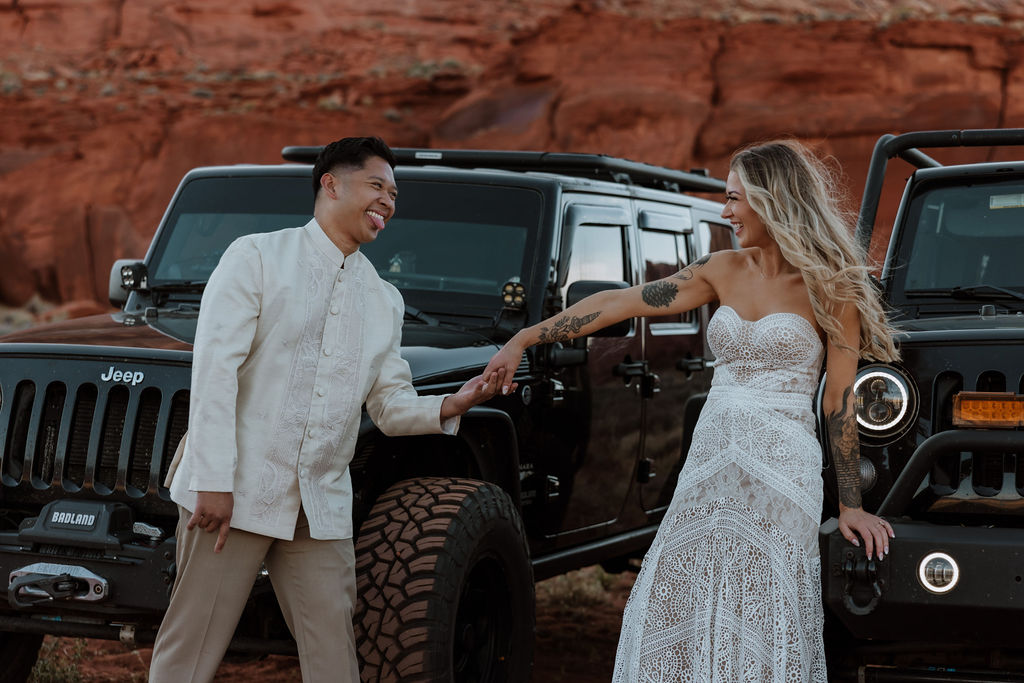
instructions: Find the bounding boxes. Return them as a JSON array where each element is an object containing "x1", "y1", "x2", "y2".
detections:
[
  {"x1": 440, "y1": 368, "x2": 514, "y2": 420},
  {"x1": 187, "y1": 491, "x2": 234, "y2": 553}
]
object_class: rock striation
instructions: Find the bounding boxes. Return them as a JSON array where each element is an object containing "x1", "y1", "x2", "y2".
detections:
[{"x1": 3, "y1": 0, "x2": 1024, "y2": 308}]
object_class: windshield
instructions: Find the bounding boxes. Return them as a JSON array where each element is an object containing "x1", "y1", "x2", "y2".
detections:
[
  {"x1": 899, "y1": 178, "x2": 1024, "y2": 295},
  {"x1": 360, "y1": 181, "x2": 539, "y2": 297},
  {"x1": 148, "y1": 175, "x2": 542, "y2": 313},
  {"x1": 150, "y1": 175, "x2": 312, "y2": 284}
]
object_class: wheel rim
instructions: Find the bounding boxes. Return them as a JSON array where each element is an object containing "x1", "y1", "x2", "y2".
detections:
[{"x1": 452, "y1": 553, "x2": 514, "y2": 682}]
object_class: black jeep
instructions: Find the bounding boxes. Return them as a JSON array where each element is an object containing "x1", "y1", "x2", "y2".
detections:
[
  {"x1": 820, "y1": 129, "x2": 1024, "y2": 682},
  {"x1": 0, "y1": 148, "x2": 733, "y2": 681}
]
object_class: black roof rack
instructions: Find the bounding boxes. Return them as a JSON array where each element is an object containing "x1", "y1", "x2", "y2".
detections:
[
  {"x1": 281, "y1": 146, "x2": 726, "y2": 194},
  {"x1": 857, "y1": 128, "x2": 1024, "y2": 247}
]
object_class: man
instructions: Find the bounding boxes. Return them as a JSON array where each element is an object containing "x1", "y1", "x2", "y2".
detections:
[{"x1": 149, "y1": 137, "x2": 506, "y2": 682}]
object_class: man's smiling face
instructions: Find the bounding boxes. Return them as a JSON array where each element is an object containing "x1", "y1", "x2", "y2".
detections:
[{"x1": 324, "y1": 156, "x2": 398, "y2": 252}]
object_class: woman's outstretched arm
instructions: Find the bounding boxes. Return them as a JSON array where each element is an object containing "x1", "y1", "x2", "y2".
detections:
[{"x1": 484, "y1": 253, "x2": 719, "y2": 394}]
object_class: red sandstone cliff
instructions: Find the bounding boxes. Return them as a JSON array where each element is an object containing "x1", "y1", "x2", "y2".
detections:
[{"x1": 3, "y1": 0, "x2": 1024, "y2": 309}]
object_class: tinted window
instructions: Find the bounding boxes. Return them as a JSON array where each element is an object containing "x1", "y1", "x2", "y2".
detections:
[
  {"x1": 361, "y1": 182, "x2": 540, "y2": 297},
  {"x1": 149, "y1": 177, "x2": 542, "y2": 303},
  {"x1": 150, "y1": 176, "x2": 312, "y2": 283},
  {"x1": 704, "y1": 221, "x2": 736, "y2": 255},
  {"x1": 641, "y1": 229, "x2": 692, "y2": 324},
  {"x1": 564, "y1": 225, "x2": 626, "y2": 285},
  {"x1": 902, "y1": 179, "x2": 1024, "y2": 291}
]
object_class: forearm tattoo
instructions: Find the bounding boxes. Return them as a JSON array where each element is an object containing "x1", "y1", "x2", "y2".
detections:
[
  {"x1": 537, "y1": 311, "x2": 601, "y2": 343},
  {"x1": 826, "y1": 386, "x2": 862, "y2": 508},
  {"x1": 672, "y1": 253, "x2": 711, "y2": 281},
  {"x1": 641, "y1": 281, "x2": 677, "y2": 308}
]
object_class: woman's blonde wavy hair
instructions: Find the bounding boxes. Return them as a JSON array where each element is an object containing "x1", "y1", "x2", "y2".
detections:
[{"x1": 730, "y1": 140, "x2": 900, "y2": 362}]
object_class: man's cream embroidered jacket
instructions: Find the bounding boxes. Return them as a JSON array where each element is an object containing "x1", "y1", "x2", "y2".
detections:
[{"x1": 169, "y1": 219, "x2": 456, "y2": 540}]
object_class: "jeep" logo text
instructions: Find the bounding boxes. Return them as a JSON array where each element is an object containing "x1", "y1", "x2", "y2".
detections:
[{"x1": 100, "y1": 366, "x2": 145, "y2": 386}]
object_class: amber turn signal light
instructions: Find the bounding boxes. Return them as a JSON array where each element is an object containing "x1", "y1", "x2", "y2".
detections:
[{"x1": 952, "y1": 392, "x2": 1024, "y2": 428}]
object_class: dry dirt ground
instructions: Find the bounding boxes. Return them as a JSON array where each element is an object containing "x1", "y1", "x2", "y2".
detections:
[{"x1": 28, "y1": 565, "x2": 637, "y2": 683}]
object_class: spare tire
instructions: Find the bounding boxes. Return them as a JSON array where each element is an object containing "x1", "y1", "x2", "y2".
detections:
[{"x1": 354, "y1": 477, "x2": 534, "y2": 683}]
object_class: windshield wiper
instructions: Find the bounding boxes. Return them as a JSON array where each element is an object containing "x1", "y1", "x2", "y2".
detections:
[
  {"x1": 905, "y1": 286, "x2": 1024, "y2": 302},
  {"x1": 949, "y1": 285, "x2": 1024, "y2": 302},
  {"x1": 404, "y1": 304, "x2": 439, "y2": 326}
]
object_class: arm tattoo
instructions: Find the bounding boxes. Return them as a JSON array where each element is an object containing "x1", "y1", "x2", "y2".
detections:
[
  {"x1": 826, "y1": 385, "x2": 862, "y2": 509},
  {"x1": 672, "y1": 253, "x2": 711, "y2": 281},
  {"x1": 537, "y1": 311, "x2": 601, "y2": 344},
  {"x1": 641, "y1": 281, "x2": 677, "y2": 308}
]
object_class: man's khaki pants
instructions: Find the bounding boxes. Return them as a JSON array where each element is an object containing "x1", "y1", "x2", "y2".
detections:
[{"x1": 148, "y1": 506, "x2": 359, "y2": 683}]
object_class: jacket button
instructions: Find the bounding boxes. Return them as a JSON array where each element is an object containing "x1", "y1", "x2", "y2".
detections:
[
  {"x1": 323, "y1": 348, "x2": 332, "y2": 357},
  {"x1": 330, "y1": 306, "x2": 339, "y2": 315}
]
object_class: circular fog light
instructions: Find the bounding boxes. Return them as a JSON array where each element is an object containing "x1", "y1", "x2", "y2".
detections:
[{"x1": 918, "y1": 552, "x2": 959, "y2": 594}]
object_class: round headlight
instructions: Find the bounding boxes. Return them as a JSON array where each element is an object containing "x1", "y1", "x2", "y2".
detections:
[{"x1": 853, "y1": 365, "x2": 917, "y2": 439}]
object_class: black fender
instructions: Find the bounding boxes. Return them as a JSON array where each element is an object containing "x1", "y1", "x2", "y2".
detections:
[
  {"x1": 352, "y1": 406, "x2": 521, "y2": 507},
  {"x1": 456, "y1": 406, "x2": 522, "y2": 508}
]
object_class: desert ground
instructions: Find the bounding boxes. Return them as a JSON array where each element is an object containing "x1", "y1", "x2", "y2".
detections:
[{"x1": 27, "y1": 565, "x2": 637, "y2": 683}]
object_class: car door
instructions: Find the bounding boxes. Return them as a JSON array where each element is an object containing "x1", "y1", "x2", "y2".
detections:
[
  {"x1": 547, "y1": 201, "x2": 645, "y2": 538},
  {"x1": 640, "y1": 205, "x2": 737, "y2": 514}
]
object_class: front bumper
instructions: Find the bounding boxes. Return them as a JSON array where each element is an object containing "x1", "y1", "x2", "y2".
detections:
[
  {"x1": 822, "y1": 428, "x2": 1024, "y2": 647},
  {"x1": 0, "y1": 500, "x2": 175, "y2": 620},
  {"x1": 820, "y1": 518, "x2": 1024, "y2": 646}
]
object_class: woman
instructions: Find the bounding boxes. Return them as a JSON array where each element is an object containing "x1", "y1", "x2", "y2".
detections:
[{"x1": 483, "y1": 140, "x2": 899, "y2": 681}]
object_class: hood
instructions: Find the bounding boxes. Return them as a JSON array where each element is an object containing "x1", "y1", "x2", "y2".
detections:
[
  {"x1": 897, "y1": 310, "x2": 1024, "y2": 344},
  {"x1": 898, "y1": 311, "x2": 1024, "y2": 332},
  {"x1": 0, "y1": 312, "x2": 499, "y2": 382},
  {"x1": 0, "y1": 311, "x2": 194, "y2": 350}
]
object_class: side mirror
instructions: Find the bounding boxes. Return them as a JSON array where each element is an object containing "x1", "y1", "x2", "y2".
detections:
[
  {"x1": 565, "y1": 280, "x2": 631, "y2": 337},
  {"x1": 109, "y1": 259, "x2": 147, "y2": 307}
]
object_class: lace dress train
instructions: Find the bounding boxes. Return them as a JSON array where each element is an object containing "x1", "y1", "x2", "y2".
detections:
[{"x1": 612, "y1": 305, "x2": 828, "y2": 683}]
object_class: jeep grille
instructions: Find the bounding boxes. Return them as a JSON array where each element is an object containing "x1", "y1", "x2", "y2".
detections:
[
  {"x1": 1, "y1": 359, "x2": 189, "y2": 501},
  {"x1": 929, "y1": 368, "x2": 1024, "y2": 501}
]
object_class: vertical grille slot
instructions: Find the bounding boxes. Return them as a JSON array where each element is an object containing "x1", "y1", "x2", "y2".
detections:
[
  {"x1": 127, "y1": 388, "x2": 162, "y2": 495},
  {"x1": 972, "y1": 453, "x2": 1005, "y2": 497},
  {"x1": 161, "y1": 391, "x2": 190, "y2": 488},
  {"x1": 95, "y1": 386, "x2": 129, "y2": 494},
  {"x1": 32, "y1": 382, "x2": 67, "y2": 485},
  {"x1": 976, "y1": 370, "x2": 1006, "y2": 392},
  {"x1": 930, "y1": 371, "x2": 963, "y2": 495},
  {"x1": 973, "y1": 371, "x2": 1008, "y2": 497},
  {"x1": 65, "y1": 384, "x2": 98, "y2": 489},
  {"x1": 2, "y1": 381, "x2": 36, "y2": 485}
]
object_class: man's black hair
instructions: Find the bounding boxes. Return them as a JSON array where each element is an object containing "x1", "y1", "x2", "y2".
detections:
[{"x1": 312, "y1": 136, "x2": 397, "y2": 198}]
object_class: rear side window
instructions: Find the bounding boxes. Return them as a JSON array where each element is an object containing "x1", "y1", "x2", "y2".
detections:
[
  {"x1": 641, "y1": 229, "x2": 693, "y2": 324},
  {"x1": 564, "y1": 224, "x2": 627, "y2": 285}
]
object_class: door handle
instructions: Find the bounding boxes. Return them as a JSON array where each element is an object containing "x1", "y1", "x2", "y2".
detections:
[
  {"x1": 676, "y1": 357, "x2": 709, "y2": 374},
  {"x1": 613, "y1": 360, "x2": 648, "y2": 378}
]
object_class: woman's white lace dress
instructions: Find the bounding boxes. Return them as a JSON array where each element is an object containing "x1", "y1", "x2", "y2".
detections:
[{"x1": 612, "y1": 305, "x2": 828, "y2": 683}]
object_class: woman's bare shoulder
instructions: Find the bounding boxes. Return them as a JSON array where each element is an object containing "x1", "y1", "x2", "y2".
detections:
[{"x1": 691, "y1": 248, "x2": 748, "y2": 275}]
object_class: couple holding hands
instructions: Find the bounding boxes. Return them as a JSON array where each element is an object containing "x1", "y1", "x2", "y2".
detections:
[{"x1": 150, "y1": 135, "x2": 896, "y2": 682}]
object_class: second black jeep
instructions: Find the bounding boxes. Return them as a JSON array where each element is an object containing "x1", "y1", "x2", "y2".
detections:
[{"x1": 820, "y1": 129, "x2": 1024, "y2": 682}]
